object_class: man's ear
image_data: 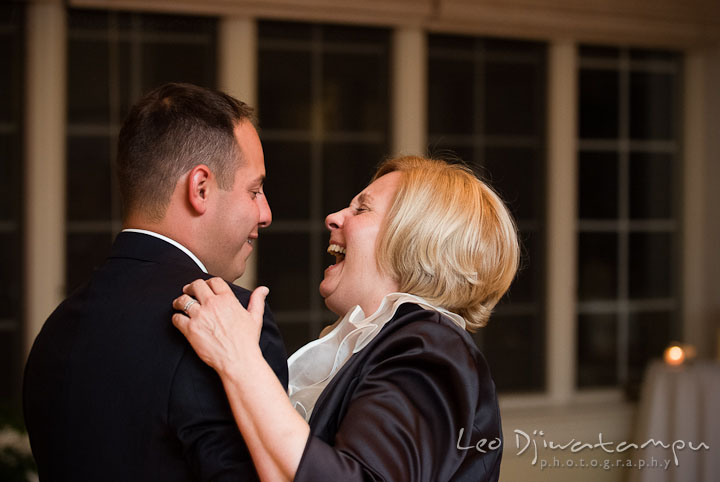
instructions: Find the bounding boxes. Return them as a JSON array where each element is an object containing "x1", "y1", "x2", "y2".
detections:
[{"x1": 187, "y1": 164, "x2": 213, "y2": 214}]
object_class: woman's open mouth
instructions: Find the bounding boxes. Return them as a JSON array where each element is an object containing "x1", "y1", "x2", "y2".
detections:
[{"x1": 327, "y1": 243, "x2": 346, "y2": 265}]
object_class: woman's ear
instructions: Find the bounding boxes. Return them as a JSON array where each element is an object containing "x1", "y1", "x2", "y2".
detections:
[{"x1": 187, "y1": 164, "x2": 213, "y2": 214}]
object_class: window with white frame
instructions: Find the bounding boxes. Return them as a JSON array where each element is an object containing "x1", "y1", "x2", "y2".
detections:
[
  {"x1": 256, "y1": 21, "x2": 391, "y2": 356},
  {"x1": 576, "y1": 46, "x2": 682, "y2": 393},
  {"x1": 56, "y1": 12, "x2": 687, "y2": 399},
  {"x1": 427, "y1": 34, "x2": 548, "y2": 392},
  {"x1": 0, "y1": 2, "x2": 25, "y2": 401},
  {"x1": 65, "y1": 9, "x2": 218, "y2": 292}
]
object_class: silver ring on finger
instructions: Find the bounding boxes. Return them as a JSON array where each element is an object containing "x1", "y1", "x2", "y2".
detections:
[{"x1": 183, "y1": 298, "x2": 198, "y2": 314}]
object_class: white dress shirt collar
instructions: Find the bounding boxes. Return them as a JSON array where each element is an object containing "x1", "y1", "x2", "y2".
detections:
[{"x1": 121, "y1": 229, "x2": 208, "y2": 274}]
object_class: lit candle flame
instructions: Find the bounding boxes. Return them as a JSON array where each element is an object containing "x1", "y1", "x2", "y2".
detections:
[{"x1": 664, "y1": 345, "x2": 686, "y2": 365}]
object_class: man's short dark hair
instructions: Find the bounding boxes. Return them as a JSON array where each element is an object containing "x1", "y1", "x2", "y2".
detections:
[{"x1": 117, "y1": 82, "x2": 255, "y2": 221}]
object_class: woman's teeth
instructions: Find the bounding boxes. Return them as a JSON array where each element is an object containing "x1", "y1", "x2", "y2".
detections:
[{"x1": 327, "y1": 244, "x2": 346, "y2": 263}]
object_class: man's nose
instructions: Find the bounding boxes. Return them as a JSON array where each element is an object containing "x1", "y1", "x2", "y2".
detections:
[{"x1": 258, "y1": 195, "x2": 272, "y2": 228}]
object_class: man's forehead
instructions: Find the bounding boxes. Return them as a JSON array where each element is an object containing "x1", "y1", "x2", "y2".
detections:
[{"x1": 235, "y1": 163, "x2": 265, "y2": 183}]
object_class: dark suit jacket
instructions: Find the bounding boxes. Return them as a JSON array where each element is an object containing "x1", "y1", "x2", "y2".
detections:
[
  {"x1": 23, "y1": 231, "x2": 288, "y2": 481},
  {"x1": 294, "y1": 303, "x2": 502, "y2": 482}
]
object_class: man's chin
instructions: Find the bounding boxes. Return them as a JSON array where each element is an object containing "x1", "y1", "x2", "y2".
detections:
[{"x1": 227, "y1": 260, "x2": 252, "y2": 286}]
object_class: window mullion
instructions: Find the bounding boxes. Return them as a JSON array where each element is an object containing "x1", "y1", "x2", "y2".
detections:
[
  {"x1": 24, "y1": 1, "x2": 67, "y2": 358},
  {"x1": 391, "y1": 26, "x2": 426, "y2": 155},
  {"x1": 546, "y1": 40, "x2": 578, "y2": 403}
]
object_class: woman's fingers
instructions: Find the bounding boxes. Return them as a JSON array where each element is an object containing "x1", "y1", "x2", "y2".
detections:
[
  {"x1": 248, "y1": 286, "x2": 269, "y2": 321},
  {"x1": 172, "y1": 279, "x2": 265, "y2": 370},
  {"x1": 173, "y1": 294, "x2": 199, "y2": 314},
  {"x1": 183, "y1": 278, "x2": 214, "y2": 303},
  {"x1": 171, "y1": 312, "x2": 189, "y2": 334},
  {"x1": 206, "y1": 277, "x2": 232, "y2": 295}
]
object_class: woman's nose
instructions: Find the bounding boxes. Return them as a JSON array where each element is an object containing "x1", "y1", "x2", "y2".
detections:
[{"x1": 325, "y1": 209, "x2": 344, "y2": 230}]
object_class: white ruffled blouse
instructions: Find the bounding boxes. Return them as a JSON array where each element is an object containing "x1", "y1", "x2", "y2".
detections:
[{"x1": 287, "y1": 292, "x2": 466, "y2": 421}]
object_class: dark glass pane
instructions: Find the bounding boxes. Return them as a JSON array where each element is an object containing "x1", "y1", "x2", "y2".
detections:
[
  {"x1": 0, "y1": 330, "x2": 21, "y2": 399},
  {"x1": 322, "y1": 142, "x2": 384, "y2": 215},
  {"x1": 484, "y1": 147, "x2": 541, "y2": 221},
  {"x1": 68, "y1": 9, "x2": 109, "y2": 30},
  {"x1": 140, "y1": 13, "x2": 216, "y2": 33},
  {"x1": 257, "y1": 233, "x2": 310, "y2": 310},
  {"x1": 66, "y1": 233, "x2": 113, "y2": 294},
  {"x1": 0, "y1": 34, "x2": 10, "y2": 120},
  {"x1": 111, "y1": 11, "x2": 136, "y2": 30},
  {"x1": 259, "y1": 20, "x2": 313, "y2": 41},
  {"x1": 117, "y1": 41, "x2": 135, "y2": 121},
  {"x1": 579, "y1": 69, "x2": 619, "y2": 139},
  {"x1": 578, "y1": 313, "x2": 618, "y2": 387},
  {"x1": 629, "y1": 152, "x2": 674, "y2": 219},
  {"x1": 0, "y1": 233, "x2": 21, "y2": 319},
  {"x1": 579, "y1": 151, "x2": 618, "y2": 219},
  {"x1": 485, "y1": 38, "x2": 544, "y2": 54},
  {"x1": 504, "y1": 230, "x2": 542, "y2": 304},
  {"x1": 141, "y1": 42, "x2": 216, "y2": 92},
  {"x1": 322, "y1": 53, "x2": 388, "y2": 133},
  {"x1": 0, "y1": 134, "x2": 20, "y2": 221},
  {"x1": 68, "y1": 39, "x2": 110, "y2": 124},
  {"x1": 428, "y1": 58, "x2": 474, "y2": 135},
  {"x1": 578, "y1": 232, "x2": 618, "y2": 301},
  {"x1": 258, "y1": 50, "x2": 312, "y2": 130},
  {"x1": 262, "y1": 141, "x2": 312, "y2": 221},
  {"x1": 67, "y1": 136, "x2": 113, "y2": 221},
  {"x1": 579, "y1": 45, "x2": 620, "y2": 59},
  {"x1": 630, "y1": 71, "x2": 676, "y2": 140},
  {"x1": 628, "y1": 310, "x2": 672, "y2": 382},
  {"x1": 629, "y1": 232, "x2": 673, "y2": 298},
  {"x1": 323, "y1": 24, "x2": 388, "y2": 44},
  {"x1": 0, "y1": 1, "x2": 22, "y2": 404},
  {"x1": 0, "y1": 32, "x2": 21, "y2": 123},
  {"x1": 484, "y1": 62, "x2": 543, "y2": 136},
  {"x1": 429, "y1": 34, "x2": 474, "y2": 52},
  {"x1": 428, "y1": 143, "x2": 476, "y2": 167},
  {"x1": 277, "y1": 322, "x2": 314, "y2": 359},
  {"x1": 0, "y1": 3, "x2": 23, "y2": 24},
  {"x1": 630, "y1": 49, "x2": 680, "y2": 62},
  {"x1": 482, "y1": 314, "x2": 543, "y2": 391}
]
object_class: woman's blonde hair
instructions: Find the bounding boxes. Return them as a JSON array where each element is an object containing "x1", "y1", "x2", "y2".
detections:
[{"x1": 372, "y1": 156, "x2": 520, "y2": 332}]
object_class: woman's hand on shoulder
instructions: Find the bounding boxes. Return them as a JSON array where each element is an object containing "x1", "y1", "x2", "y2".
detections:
[{"x1": 172, "y1": 277, "x2": 268, "y2": 376}]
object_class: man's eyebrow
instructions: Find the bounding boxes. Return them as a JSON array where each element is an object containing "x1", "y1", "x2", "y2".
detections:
[{"x1": 250, "y1": 175, "x2": 266, "y2": 186}]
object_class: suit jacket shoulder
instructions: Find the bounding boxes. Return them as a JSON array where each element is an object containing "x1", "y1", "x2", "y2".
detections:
[{"x1": 23, "y1": 232, "x2": 287, "y2": 481}]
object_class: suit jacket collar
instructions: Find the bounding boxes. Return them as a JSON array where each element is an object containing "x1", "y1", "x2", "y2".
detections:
[{"x1": 109, "y1": 231, "x2": 205, "y2": 273}]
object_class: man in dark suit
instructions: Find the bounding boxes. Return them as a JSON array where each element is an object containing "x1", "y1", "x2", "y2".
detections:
[{"x1": 23, "y1": 82, "x2": 287, "y2": 481}]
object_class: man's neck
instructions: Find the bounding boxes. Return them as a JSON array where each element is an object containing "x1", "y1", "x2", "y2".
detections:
[
  {"x1": 122, "y1": 210, "x2": 207, "y2": 269},
  {"x1": 121, "y1": 228, "x2": 208, "y2": 274},
  {"x1": 122, "y1": 215, "x2": 184, "y2": 248}
]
